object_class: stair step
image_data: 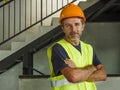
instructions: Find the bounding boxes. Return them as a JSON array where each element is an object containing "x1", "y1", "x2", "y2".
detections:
[
  {"x1": 51, "y1": 17, "x2": 59, "y2": 26},
  {"x1": 25, "y1": 24, "x2": 41, "y2": 42},
  {"x1": 11, "y1": 42, "x2": 26, "y2": 52},
  {"x1": 39, "y1": 26, "x2": 55, "y2": 35},
  {"x1": 0, "y1": 41, "x2": 11, "y2": 50},
  {"x1": 0, "y1": 32, "x2": 25, "y2": 50},
  {"x1": 0, "y1": 50, "x2": 11, "y2": 61},
  {"x1": 25, "y1": 26, "x2": 55, "y2": 43},
  {"x1": 79, "y1": 0, "x2": 99, "y2": 10},
  {"x1": 0, "y1": 41, "x2": 26, "y2": 61}
]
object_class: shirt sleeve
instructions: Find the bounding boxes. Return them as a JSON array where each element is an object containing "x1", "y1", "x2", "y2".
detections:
[
  {"x1": 51, "y1": 44, "x2": 69, "y2": 76},
  {"x1": 93, "y1": 50, "x2": 102, "y2": 66}
]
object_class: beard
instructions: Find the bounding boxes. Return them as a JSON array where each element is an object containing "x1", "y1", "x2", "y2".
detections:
[{"x1": 66, "y1": 32, "x2": 81, "y2": 42}]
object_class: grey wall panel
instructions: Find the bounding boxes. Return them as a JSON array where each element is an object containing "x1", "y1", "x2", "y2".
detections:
[
  {"x1": 96, "y1": 77, "x2": 120, "y2": 90},
  {"x1": 19, "y1": 78, "x2": 51, "y2": 90},
  {"x1": 0, "y1": 63, "x2": 23, "y2": 90}
]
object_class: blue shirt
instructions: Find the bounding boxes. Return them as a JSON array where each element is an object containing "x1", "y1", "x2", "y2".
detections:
[{"x1": 51, "y1": 43, "x2": 101, "y2": 76}]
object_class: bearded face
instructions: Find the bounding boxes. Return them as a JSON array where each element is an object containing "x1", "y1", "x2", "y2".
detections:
[{"x1": 62, "y1": 17, "x2": 85, "y2": 42}]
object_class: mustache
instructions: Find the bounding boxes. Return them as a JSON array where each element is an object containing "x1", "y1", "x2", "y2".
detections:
[{"x1": 70, "y1": 32, "x2": 79, "y2": 35}]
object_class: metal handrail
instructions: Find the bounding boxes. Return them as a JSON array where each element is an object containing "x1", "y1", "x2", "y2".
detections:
[
  {"x1": 0, "y1": 0, "x2": 14, "y2": 8},
  {"x1": 0, "y1": 0, "x2": 77, "y2": 45}
]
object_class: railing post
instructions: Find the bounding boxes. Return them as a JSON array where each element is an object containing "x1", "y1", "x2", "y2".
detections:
[{"x1": 41, "y1": 0, "x2": 43, "y2": 25}]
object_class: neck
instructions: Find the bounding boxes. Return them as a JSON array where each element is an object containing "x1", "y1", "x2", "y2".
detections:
[{"x1": 64, "y1": 37, "x2": 80, "y2": 46}]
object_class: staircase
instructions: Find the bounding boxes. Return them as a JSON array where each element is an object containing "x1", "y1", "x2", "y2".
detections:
[
  {"x1": 0, "y1": 20, "x2": 58, "y2": 61},
  {"x1": 0, "y1": 0, "x2": 80, "y2": 72}
]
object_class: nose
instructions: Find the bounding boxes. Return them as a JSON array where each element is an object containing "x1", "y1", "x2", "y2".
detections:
[{"x1": 71, "y1": 25, "x2": 77, "y2": 32}]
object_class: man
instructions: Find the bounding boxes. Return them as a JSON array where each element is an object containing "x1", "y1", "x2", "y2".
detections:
[{"x1": 47, "y1": 3, "x2": 107, "y2": 90}]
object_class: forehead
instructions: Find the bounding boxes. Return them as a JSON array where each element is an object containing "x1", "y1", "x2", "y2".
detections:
[{"x1": 62, "y1": 17, "x2": 82, "y2": 24}]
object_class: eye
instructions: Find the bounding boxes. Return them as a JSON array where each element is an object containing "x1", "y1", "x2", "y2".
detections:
[
  {"x1": 75, "y1": 23, "x2": 81, "y2": 27},
  {"x1": 63, "y1": 24, "x2": 72, "y2": 29}
]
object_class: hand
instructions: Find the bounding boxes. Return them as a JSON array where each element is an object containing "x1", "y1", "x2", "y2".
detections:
[
  {"x1": 96, "y1": 64, "x2": 103, "y2": 70},
  {"x1": 85, "y1": 65, "x2": 97, "y2": 73},
  {"x1": 64, "y1": 59, "x2": 76, "y2": 68}
]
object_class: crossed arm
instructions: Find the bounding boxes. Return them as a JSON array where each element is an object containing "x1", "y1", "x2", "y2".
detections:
[{"x1": 61, "y1": 59, "x2": 107, "y2": 83}]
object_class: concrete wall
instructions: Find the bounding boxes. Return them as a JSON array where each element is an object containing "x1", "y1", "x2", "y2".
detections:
[
  {"x1": 0, "y1": 63, "x2": 23, "y2": 90},
  {"x1": 19, "y1": 78, "x2": 51, "y2": 90},
  {"x1": 96, "y1": 77, "x2": 120, "y2": 90},
  {"x1": 82, "y1": 22, "x2": 120, "y2": 74},
  {"x1": 33, "y1": 46, "x2": 50, "y2": 75}
]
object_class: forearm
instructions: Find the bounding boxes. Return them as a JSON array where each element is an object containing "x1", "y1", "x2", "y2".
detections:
[
  {"x1": 63, "y1": 59, "x2": 97, "y2": 82},
  {"x1": 61, "y1": 65, "x2": 97, "y2": 83},
  {"x1": 79, "y1": 65, "x2": 97, "y2": 81},
  {"x1": 87, "y1": 64, "x2": 107, "y2": 82}
]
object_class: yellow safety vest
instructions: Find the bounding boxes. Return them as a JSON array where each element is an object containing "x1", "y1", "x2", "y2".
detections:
[{"x1": 47, "y1": 39, "x2": 97, "y2": 90}]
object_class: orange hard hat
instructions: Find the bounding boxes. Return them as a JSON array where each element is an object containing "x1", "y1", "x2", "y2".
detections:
[{"x1": 59, "y1": 3, "x2": 86, "y2": 24}]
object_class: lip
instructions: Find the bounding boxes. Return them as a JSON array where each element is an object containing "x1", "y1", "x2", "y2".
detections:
[{"x1": 70, "y1": 33, "x2": 78, "y2": 37}]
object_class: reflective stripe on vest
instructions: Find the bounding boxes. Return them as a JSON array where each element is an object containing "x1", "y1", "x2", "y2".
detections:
[{"x1": 51, "y1": 78, "x2": 82, "y2": 87}]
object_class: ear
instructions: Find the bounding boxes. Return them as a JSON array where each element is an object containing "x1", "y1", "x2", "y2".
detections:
[{"x1": 61, "y1": 26, "x2": 65, "y2": 33}]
